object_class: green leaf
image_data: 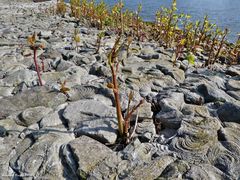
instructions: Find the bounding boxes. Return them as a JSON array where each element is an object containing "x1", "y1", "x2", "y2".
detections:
[{"x1": 187, "y1": 53, "x2": 195, "y2": 65}]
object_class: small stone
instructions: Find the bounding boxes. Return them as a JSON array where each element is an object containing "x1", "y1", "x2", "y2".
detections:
[
  {"x1": 226, "y1": 67, "x2": 240, "y2": 76},
  {"x1": 227, "y1": 91, "x2": 240, "y2": 100},
  {"x1": 181, "y1": 60, "x2": 189, "y2": 70},
  {"x1": 0, "y1": 125, "x2": 7, "y2": 137},
  {"x1": 39, "y1": 30, "x2": 52, "y2": 38},
  {"x1": 155, "y1": 110, "x2": 183, "y2": 129},
  {"x1": 19, "y1": 106, "x2": 52, "y2": 127},
  {"x1": 63, "y1": 136, "x2": 113, "y2": 179},
  {"x1": 217, "y1": 102, "x2": 240, "y2": 123},
  {"x1": 138, "y1": 102, "x2": 153, "y2": 119},
  {"x1": 136, "y1": 119, "x2": 156, "y2": 141},
  {"x1": 226, "y1": 79, "x2": 240, "y2": 91},
  {"x1": 74, "y1": 117, "x2": 118, "y2": 144}
]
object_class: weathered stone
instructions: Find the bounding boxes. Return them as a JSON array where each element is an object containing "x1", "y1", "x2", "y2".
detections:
[
  {"x1": 136, "y1": 119, "x2": 156, "y2": 141},
  {"x1": 64, "y1": 99, "x2": 117, "y2": 144},
  {"x1": 227, "y1": 90, "x2": 240, "y2": 100},
  {"x1": 19, "y1": 106, "x2": 52, "y2": 126},
  {"x1": 125, "y1": 156, "x2": 176, "y2": 179},
  {"x1": 0, "y1": 86, "x2": 14, "y2": 97},
  {"x1": 225, "y1": 67, "x2": 240, "y2": 76},
  {"x1": 184, "y1": 164, "x2": 232, "y2": 180},
  {"x1": 183, "y1": 90, "x2": 204, "y2": 105},
  {"x1": 74, "y1": 117, "x2": 118, "y2": 144},
  {"x1": 159, "y1": 160, "x2": 190, "y2": 179},
  {"x1": 152, "y1": 76, "x2": 177, "y2": 88},
  {"x1": 68, "y1": 85, "x2": 97, "y2": 102},
  {"x1": 138, "y1": 101, "x2": 153, "y2": 119},
  {"x1": 0, "y1": 69, "x2": 37, "y2": 86},
  {"x1": 22, "y1": 48, "x2": 44, "y2": 57},
  {"x1": 156, "y1": 63, "x2": 185, "y2": 83},
  {"x1": 0, "y1": 87, "x2": 67, "y2": 119},
  {"x1": 39, "y1": 103, "x2": 68, "y2": 128},
  {"x1": 39, "y1": 30, "x2": 52, "y2": 38},
  {"x1": 0, "y1": 134, "x2": 21, "y2": 178},
  {"x1": 217, "y1": 102, "x2": 240, "y2": 123},
  {"x1": 218, "y1": 124, "x2": 240, "y2": 147},
  {"x1": 155, "y1": 109, "x2": 183, "y2": 129},
  {"x1": 63, "y1": 99, "x2": 117, "y2": 135},
  {"x1": 10, "y1": 132, "x2": 74, "y2": 179},
  {"x1": 89, "y1": 62, "x2": 110, "y2": 77},
  {"x1": 181, "y1": 104, "x2": 210, "y2": 117},
  {"x1": 197, "y1": 83, "x2": 235, "y2": 103},
  {"x1": 56, "y1": 59, "x2": 75, "y2": 71},
  {"x1": 226, "y1": 79, "x2": 240, "y2": 91},
  {"x1": 62, "y1": 136, "x2": 113, "y2": 179}
]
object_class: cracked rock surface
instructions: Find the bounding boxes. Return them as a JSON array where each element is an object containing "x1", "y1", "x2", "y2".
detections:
[{"x1": 0, "y1": 0, "x2": 240, "y2": 179}]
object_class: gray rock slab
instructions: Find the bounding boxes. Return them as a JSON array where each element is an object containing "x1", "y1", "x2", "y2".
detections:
[
  {"x1": 63, "y1": 99, "x2": 118, "y2": 144},
  {"x1": 217, "y1": 102, "x2": 240, "y2": 123},
  {"x1": 19, "y1": 106, "x2": 52, "y2": 127},
  {"x1": 62, "y1": 135, "x2": 113, "y2": 179}
]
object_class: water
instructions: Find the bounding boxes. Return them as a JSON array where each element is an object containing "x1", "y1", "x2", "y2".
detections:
[{"x1": 66, "y1": 0, "x2": 240, "y2": 42}]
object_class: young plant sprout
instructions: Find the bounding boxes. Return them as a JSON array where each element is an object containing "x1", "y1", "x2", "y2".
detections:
[
  {"x1": 73, "y1": 28, "x2": 81, "y2": 51},
  {"x1": 27, "y1": 32, "x2": 44, "y2": 86},
  {"x1": 107, "y1": 36, "x2": 144, "y2": 143},
  {"x1": 173, "y1": 37, "x2": 186, "y2": 66},
  {"x1": 95, "y1": 31, "x2": 105, "y2": 54},
  {"x1": 60, "y1": 80, "x2": 70, "y2": 98},
  {"x1": 56, "y1": 0, "x2": 67, "y2": 16},
  {"x1": 213, "y1": 28, "x2": 229, "y2": 64},
  {"x1": 205, "y1": 27, "x2": 221, "y2": 66}
]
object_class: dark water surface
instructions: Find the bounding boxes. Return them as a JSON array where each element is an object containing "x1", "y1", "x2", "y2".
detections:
[{"x1": 66, "y1": 0, "x2": 240, "y2": 42}]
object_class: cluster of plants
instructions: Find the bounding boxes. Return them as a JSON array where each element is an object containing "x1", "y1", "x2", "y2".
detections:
[
  {"x1": 51, "y1": 0, "x2": 240, "y2": 143},
  {"x1": 152, "y1": 1, "x2": 239, "y2": 66},
  {"x1": 55, "y1": 0, "x2": 239, "y2": 66}
]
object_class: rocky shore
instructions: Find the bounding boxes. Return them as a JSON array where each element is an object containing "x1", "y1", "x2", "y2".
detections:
[{"x1": 0, "y1": 0, "x2": 240, "y2": 179}]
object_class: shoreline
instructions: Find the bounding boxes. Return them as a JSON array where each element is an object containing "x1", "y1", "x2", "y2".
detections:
[{"x1": 0, "y1": 0, "x2": 240, "y2": 179}]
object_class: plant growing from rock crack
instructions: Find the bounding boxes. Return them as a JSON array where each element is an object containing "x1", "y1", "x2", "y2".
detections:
[
  {"x1": 70, "y1": 0, "x2": 81, "y2": 19},
  {"x1": 56, "y1": 0, "x2": 67, "y2": 16},
  {"x1": 73, "y1": 28, "x2": 81, "y2": 51},
  {"x1": 107, "y1": 36, "x2": 144, "y2": 143},
  {"x1": 173, "y1": 37, "x2": 186, "y2": 66},
  {"x1": 135, "y1": 4, "x2": 143, "y2": 41},
  {"x1": 229, "y1": 33, "x2": 240, "y2": 65},
  {"x1": 59, "y1": 80, "x2": 70, "y2": 98},
  {"x1": 126, "y1": 35, "x2": 133, "y2": 56},
  {"x1": 53, "y1": 0, "x2": 239, "y2": 67},
  {"x1": 27, "y1": 32, "x2": 44, "y2": 86},
  {"x1": 95, "y1": 31, "x2": 105, "y2": 54},
  {"x1": 205, "y1": 27, "x2": 221, "y2": 66},
  {"x1": 95, "y1": 1, "x2": 108, "y2": 30},
  {"x1": 212, "y1": 28, "x2": 229, "y2": 65}
]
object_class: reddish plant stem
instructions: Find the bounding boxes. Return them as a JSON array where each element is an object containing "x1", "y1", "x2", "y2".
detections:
[
  {"x1": 33, "y1": 48, "x2": 43, "y2": 86},
  {"x1": 124, "y1": 99, "x2": 144, "y2": 135},
  {"x1": 110, "y1": 64, "x2": 124, "y2": 136},
  {"x1": 213, "y1": 30, "x2": 228, "y2": 64}
]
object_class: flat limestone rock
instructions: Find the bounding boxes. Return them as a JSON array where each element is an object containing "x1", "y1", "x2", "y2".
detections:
[
  {"x1": 63, "y1": 99, "x2": 116, "y2": 129},
  {"x1": 62, "y1": 136, "x2": 113, "y2": 179},
  {"x1": 63, "y1": 99, "x2": 118, "y2": 144},
  {"x1": 0, "y1": 87, "x2": 67, "y2": 119},
  {"x1": 9, "y1": 132, "x2": 74, "y2": 179},
  {"x1": 19, "y1": 106, "x2": 52, "y2": 127},
  {"x1": 217, "y1": 102, "x2": 240, "y2": 123}
]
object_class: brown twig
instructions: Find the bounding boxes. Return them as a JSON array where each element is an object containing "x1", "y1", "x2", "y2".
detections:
[{"x1": 33, "y1": 47, "x2": 43, "y2": 86}]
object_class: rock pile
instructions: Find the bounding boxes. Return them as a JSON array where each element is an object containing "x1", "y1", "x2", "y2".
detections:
[{"x1": 0, "y1": 0, "x2": 240, "y2": 179}]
